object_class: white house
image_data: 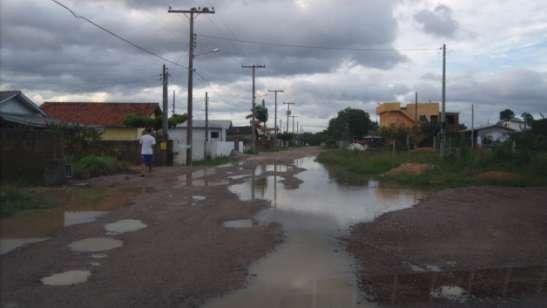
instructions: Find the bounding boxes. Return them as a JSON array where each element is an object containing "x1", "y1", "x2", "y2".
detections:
[
  {"x1": 169, "y1": 120, "x2": 242, "y2": 164},
  {"x1": 472, "y1": 125, "x2": 515, "y2": 148},
  {"x1": 498, "y1": 118, "x2": 527, "y2": 132}
]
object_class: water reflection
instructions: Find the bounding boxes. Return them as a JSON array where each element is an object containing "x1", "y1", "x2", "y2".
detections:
[
  {"x1": 206, "y1": 157, "x2": 425, "y2": 308},
  {"x1": 364, "y1": 265, "x2": 547, "y2": 305}
]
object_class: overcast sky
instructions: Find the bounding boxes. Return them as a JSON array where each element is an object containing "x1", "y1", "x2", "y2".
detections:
[{"x1": 1, "y1": 0, "x2": 547, "y2": 131}]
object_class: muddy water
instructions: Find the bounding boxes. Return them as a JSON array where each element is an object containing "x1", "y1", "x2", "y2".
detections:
[{"x1": 205, "y1": 156, "x2": 425, "y2": 308}]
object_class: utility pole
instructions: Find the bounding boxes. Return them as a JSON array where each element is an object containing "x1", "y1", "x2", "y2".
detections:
[
  {"x1": 471, "y1": 104, "x2": 475, "y2": 149},
  {"x1": 204, "y1": 91, "x2": 209, "y2": 159},
  {"x1": 241, "y1": 64, "x2": 265, "y2": 153},
  {"x1": 440, "y1": 43, "x2": 447, "y2": 157},
  {"x1": 290, "y1": 115, "x2": 298, "y2": 134},
  {"x1": 268, "y1": 89, "x2": 284, "y2": 144},
  {"x1": 162, "y1": 64, "x2": 169, "y2": 138},
  {"x1": 172, "y1": 90, "x2": 176, "y2": 115},
  {"x1": 414, "y1": 91, "x2": 418, "y2": 123},
  {"x1": 283, "y1": 102, "x2": 295, "y2": 133},
  {"x1": 168, "y1": 6, "x2": 215, "y2": 166}
]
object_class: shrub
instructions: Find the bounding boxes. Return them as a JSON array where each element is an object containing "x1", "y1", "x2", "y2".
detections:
[
  {"x1": 0, "y1": 186, "x2": 52, "y2": 217},
  {"x1": 73, "y1": 155, "x2": 127, "y2": 178}
]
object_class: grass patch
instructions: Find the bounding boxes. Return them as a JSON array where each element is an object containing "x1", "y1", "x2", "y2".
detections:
[
  {"x1": 317, "y1": 149, "x2": 547, "y2": 188},
  {"x1": 73, "y1": 155, "x2": 128, "y2": 179},
  {"x1": 193, "y1": 156, "x2": 236, "y2": 167},
  {"x1": 0, "y1": 186, "x2": 54, "y2": 217}
]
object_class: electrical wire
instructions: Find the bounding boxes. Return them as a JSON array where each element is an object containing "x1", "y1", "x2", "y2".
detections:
[
  {"x1": 197, "y1": 33, "x2": 441, "y2": 52},
  {"x1": 49, "y1": 0, "x2": 186, "y2": 68}
]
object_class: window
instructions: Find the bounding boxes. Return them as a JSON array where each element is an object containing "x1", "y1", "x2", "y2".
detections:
[{"x1": 211, "y1": 131, "x2": 219, "y2": 139}]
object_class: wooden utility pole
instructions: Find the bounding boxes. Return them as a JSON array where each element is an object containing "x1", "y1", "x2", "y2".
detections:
[
  {"x1": 162, "y1": 64, "x2": 169, "y2": 138},
  {"x1": 440, "y1": 43, "x2": 447, "y2": 157},
  {"x1": 168, "y1": 6, "x2": 215, "y2": 166},
  {"x1": 241, "y1": 64, "x2": 265, "y2": 153},
  {"x1": 283, "y1": 102, "x2": 295, "y2": 133},
  {"x1": 268, "y1": 89, "x2": 284, "y2": 143}
]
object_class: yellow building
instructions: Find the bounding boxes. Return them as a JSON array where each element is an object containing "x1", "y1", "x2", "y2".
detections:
[{"x1": 376, "y1": 102, "x2": 440, "y2": 128}]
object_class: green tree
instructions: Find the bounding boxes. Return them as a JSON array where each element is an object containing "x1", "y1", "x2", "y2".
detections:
[
  {"x1": 168, "y1": 114, "x2": 187, "y2": 128},
  {"x1": 499, "y1": 109, "x2": 515, "y2": 121},
  {"x1": 247, "y1": 105, "x2": 268, "y2": 123},
  {"x1": 327, "y1": 108, "x2": 371, "y2": 141},
  {"x1": 521, "y1": 112, "x2": 534, "y2": 128}
]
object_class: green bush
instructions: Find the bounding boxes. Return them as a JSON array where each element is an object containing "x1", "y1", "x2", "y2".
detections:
[
  {"x1": 0, "y1": 186, "x2": 52, "y2": 217},
  {"x1": 73, "y1": 155, "x2": 127, "y2": 178}
]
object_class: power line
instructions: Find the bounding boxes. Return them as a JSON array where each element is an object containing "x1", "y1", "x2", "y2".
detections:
[
  {"x1": 49, "y1": 0, "x2": 186, "y2": 68},
  {"x1": 197, "y1": 33, "x2": 441, "y2": 52}
]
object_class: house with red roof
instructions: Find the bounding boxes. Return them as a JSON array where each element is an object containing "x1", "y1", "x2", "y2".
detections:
[{"x1": 41, "y1": 102, "x2": 161, "y2": 140}]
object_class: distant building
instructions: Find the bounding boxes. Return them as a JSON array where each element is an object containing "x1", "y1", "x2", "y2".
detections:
[
  {"x1": 376, "y1": 102, "x2": 459, "y2": 132},
  {"x1": 0, "y1": 90, "x2": 52, "y2": 128},
  {"x1": 470, "y1": 125, "x2": 515, "y2": 148},
  {"x1": 498, "y1": 118, "x2": 526, "y2": 132},
  {"x1": 40, "y1": 102, "x2": 161, "y2": 140},
  {"x1": 169, "y1": 120, "x2": 239, "y2": 164}
]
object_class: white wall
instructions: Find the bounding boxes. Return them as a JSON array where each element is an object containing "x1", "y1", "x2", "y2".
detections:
[
  {"x1": 169, "y1": 127, "x2": 235, "y2": 165},
  {"x1": 477, "y1": 128, "x2": 511, "y2": 147}
]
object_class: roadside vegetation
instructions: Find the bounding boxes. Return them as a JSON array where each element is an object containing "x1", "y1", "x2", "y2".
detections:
[
  {"x1": 317, "y1": 108, "x2": 547, "y2": 188},
  {"x1": 73, "y1": 155, "x2": 129, "y2": 179},
  {"x1": 318, "y1": 148, "x2": 547, "y2": 188},
  {"x1": 193, "y1": 156, "x2": 235, "y2": 166},
  {"x1": 0, "y1": 186, "x2": 54, "y2": 217}
]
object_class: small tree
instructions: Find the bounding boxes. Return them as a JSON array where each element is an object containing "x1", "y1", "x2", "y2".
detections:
[
  {"x1": 521, "y1": 112, "x2": 534, "y2": 128},
  {"x1": 327, "y1": 108, "x2": 371, "y2": 141},
  {"x1": 168, "y1": 114, "x2": 187, "y2": 128},
  {"x1": 500, "y1": 109, "x2": 515, "y2": 121}
]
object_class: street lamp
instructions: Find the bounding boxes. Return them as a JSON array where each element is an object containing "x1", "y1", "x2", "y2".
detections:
[{"x1": 194, "y1": 48, "x2": 221, "y2": 58}]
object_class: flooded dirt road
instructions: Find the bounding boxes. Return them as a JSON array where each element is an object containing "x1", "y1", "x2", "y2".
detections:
[
  {"x1": 204, "y1": 157, "x2": 424, "y2": 307},
  {"x1": 2, "y1": 147, "x2": 546, "y2": 307}
]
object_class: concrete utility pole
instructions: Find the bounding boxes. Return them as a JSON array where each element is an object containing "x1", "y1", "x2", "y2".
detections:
[
  {"x1": 268, "y1": 89, "x2": 284, "y2": 143},
  {"x1": 168, "y1": 6, "x2": 215, "y2": 166},
  {"x1": 204, "y1": 91, "x2": 209, "y2": 159},
  {"x1": 471, "y1": 104, "x2": 475, "y2": 149},
  {"x1": 440, "y1": 43, "x2": 447, "y2": 157},
  {"x1": 172, "y1": 90, "x2": 176, "y2": 115},
  {"x1": 283, "y1": 102, "x2": 295, "y2": 133},
  {"x1": 162, "y1": 64, "x2": 169, "y2": 138},
  {"x1": 242, "y1": 64, "x2": 265, "y2": 152},
  {"x1": 290, "y1": 115, "x2": 298, "y2": 134},
  {"x1": 414, "y1": 91, "x2": 418, "y2": 123}
]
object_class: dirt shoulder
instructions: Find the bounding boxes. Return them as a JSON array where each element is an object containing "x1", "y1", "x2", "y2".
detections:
[
  {"x1": 346, "y1": 186, "x2": 547, "y2": 306},
  {"x1": 0, "y1": 147, "x2": 319, "y2": 308}
]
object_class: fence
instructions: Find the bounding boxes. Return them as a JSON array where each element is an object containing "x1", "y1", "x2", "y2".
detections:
[{"x1": 1, "y1": 128, "x2": 65, "y2": 185}]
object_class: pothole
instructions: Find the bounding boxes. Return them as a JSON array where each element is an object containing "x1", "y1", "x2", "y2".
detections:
[
  {"x1": 41, "y1": 270, "x2": 91, "y2": 286},
  {"x1": 69, "y1": 238, "x2": 123, "y2": 252},
  {"x1": 91, "y1": 253, "x2": 108, "y2": 259},
  {"x1": 192, "y1": 196, "x2": 206, "y2": 201},
  {"x1": 223, "y1": 219, "x2": 254, "y2": 228},
  {"x1": 431, "y1": 285, "x2": 469, "y2": 302},
  {"x1": 104, "y1": 219, "x2": 147, "y2": 234}
]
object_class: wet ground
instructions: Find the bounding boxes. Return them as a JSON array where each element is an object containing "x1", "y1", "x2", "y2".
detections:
[
  {"x1": 1, "y1": 147, "x2": 546, "y2": 307},
  {"x1": 204, "y1": 157, "x2": 424, "y2": 308}
]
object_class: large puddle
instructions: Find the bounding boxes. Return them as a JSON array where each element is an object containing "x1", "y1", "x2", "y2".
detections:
[{"x1": 205, "y1": 156, "x2": 425, "y2": 307}]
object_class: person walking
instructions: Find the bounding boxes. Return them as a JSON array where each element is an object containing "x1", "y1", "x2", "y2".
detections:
[{"x1": 139, "y1": 128, "x2": 156, "y2": 175}]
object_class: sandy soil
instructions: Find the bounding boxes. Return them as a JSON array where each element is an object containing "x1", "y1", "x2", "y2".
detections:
[
  {"x1": 346, "y1": 186, "x2": 547, "y2": 306},
  {"x1": 0, "y1": 147, "x2": 321, "y2": 308}
]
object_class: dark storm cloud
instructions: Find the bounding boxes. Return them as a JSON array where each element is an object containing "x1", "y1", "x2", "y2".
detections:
[
  {"x1": 0, "y1": 0, "x2": 404, "y2": 96},
  {"x1": 414, "y1": 5, "x2": 459, "y2": 38}
]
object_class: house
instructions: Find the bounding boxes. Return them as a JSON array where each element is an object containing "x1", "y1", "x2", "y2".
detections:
[
  {"x1": 0, "y1": 90, "x2": 52, "y2": 128},
  {"x1": 498, "y1": 118, "x2": 527, "y2": 132},
  {"x1": 169, "y1": 120, "x2": 240, "y2": 164},
  {"x1": 40, "y1": 102, "x2": 161, "y2": 140},
  {"x1": 227, "y1": 126, "x2": 253, "y2": 143},
  {"x1": 376, "y1": 102, "x2": 460, "y2": 132},
  {"x1": 470, "y1": 125, "x2": 514, "y2": 148}
]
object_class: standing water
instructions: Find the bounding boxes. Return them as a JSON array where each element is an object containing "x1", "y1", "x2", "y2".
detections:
[{"x1": 205, "y1": 156, "x2": 424, "y2": 307}]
